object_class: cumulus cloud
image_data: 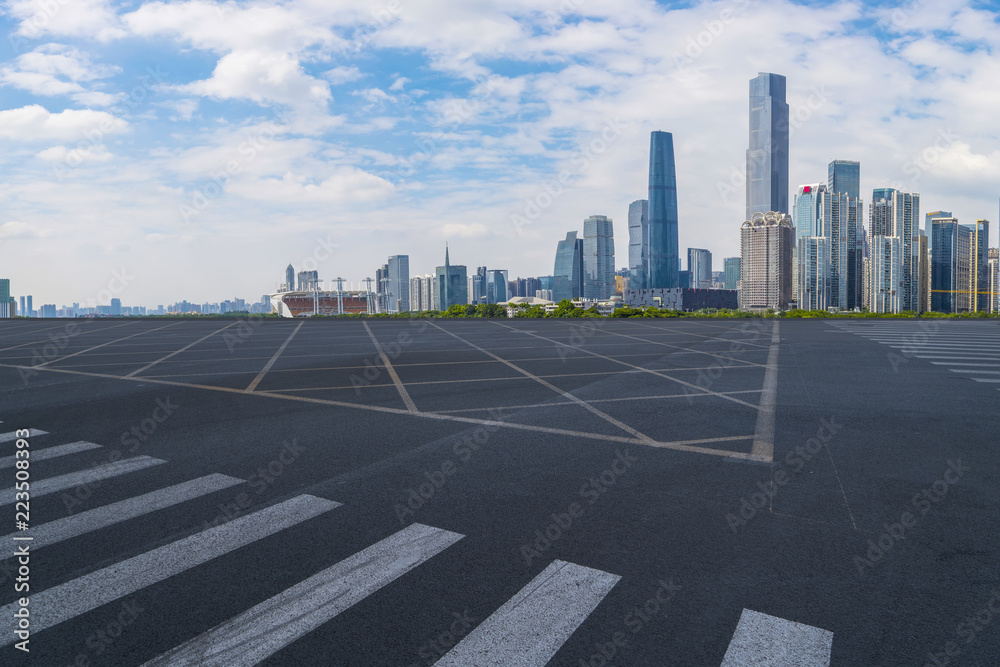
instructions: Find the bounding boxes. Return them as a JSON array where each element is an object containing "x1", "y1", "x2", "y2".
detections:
[
  {"x1": 0, "y1": 105, "x2": 127, "y2": 141},
  {"x1": 0, "y1": 44, "x2": 121, "y2": 106}
]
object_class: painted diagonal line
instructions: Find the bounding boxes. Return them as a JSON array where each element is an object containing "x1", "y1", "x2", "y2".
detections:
[
  {"x1": 127, "y1": 322, "x2": 240, "y2": 378},
  {"x1": 630, "y1": 320, "x2": 772, "y2": 348},
  {"x1": 491, "y1": 322, "x2": 761, "y2": 410},
  {"x1": 246, "y1": 321, "x2": 303, "y2": 392},
  {"x1": 363, "y1": 321, "x2": 418, "y2": 412},
  {"x1": 0, "y1": 440, "x2": 101, "y2": 468},
  {"x1": 0, "y1": 321, "x2": 137, "y2": 354},
  {"x1": 429, "y1": 322, "x2": 655, "y2": 443},
  {"x1": 36, "y1": 322, "x2": 185, "y2": 368},
  {"x1": 0, "y1": 363, "x2": 764, "y2": 460},
  {"x1": 435, "y1": 559, "x2": 620, "y2": 667},
  {"x1": 750, "y1": 320, "x2": 779, "y2": 462},
  {"x1": 720, "y1": 609, "x2": 833, "y2": 667},
  {"x1": 0, "y1": 474, "x2": 243, "y2": 550},
  {"x1": 0, "y1": 495, "x2": 341, "y2": 645},
  {"x1": 0, "y1": 456, "x2": 165, "y2": 505},
  {"x1": 599, "y1": 327, "x2": 767, "y2": 366},
  {"x1": 0, "y1": 428, "x2": 47, "y2": 443},
  {"x1": 143, "y1": 523, "x2": 462, "y2": 667}
]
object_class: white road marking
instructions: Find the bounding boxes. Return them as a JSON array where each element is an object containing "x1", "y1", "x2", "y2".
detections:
[
  {"x1": 0, "y1": 494, "x2": 340, "y2": 644},
  {"x1": 0, "y1": 474, "x2": 243, "y2": 549},
  {"x1": 363, "y1": 320, "x2": 419, "y2": 412},
  {"x1": 434, "y1": 560, "x2": 620, "y2": 667},
  {"x1": 35, "y1": 322, "x2": 185, "y2": 368},
  {"x1": 0, "y1": 440, "x2": 101, "y2": 468},
  {"x1": 127, "y1": 322, "x2": 240, "y2": 377},
  {"x1": 0, "y1": 456, "x2": 165, "y2": 505},
  {"x1": 245, "y1": 321, "x2": 303, "y2": 392},
  {"x1": 142, "y1": 523, "x2": 462, "y2": 666},
  {"x1": 750, "y1": 320, "x2": 780, "y2": 462},
  {"x1": 721, "y1": 608, "x2": 833, "y2": 667}
]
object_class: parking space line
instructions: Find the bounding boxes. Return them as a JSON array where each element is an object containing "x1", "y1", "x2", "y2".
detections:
[
  {"x1": 34, "y1": 322, "x2": 185, "y2": 369},
  {"x1": 245, "y1": 321, "x2": 303, "y2": 392},
  {"x1": 363, "y1": 321, "x2": 418, "y2": 412},
  {"x1": 0, "y1": 320, "x2": 138, "y2": 354},
  {"x1": 750, "y1": 320, "x2": 779, "y2": 461},
  {"x1": 721, "y1": 608, "x2": 833, "y2": 667},
  {"x1": 428, "y1": 322, "x2": 656, "y2": 444},
  {"x1": 126, "y1": 322, "x2": 241, "y2": 377}
]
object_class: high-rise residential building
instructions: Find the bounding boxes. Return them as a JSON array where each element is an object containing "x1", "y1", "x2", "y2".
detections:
[
  {"x1": 375, "y1": 263, "x2": 389, "y2": 313},
  {"x1": 822, "y1": 191, "x2": 864, "y2": 310},
  {"x1": 387, "y1": 255, "x2": 410, "y2": 313},
  {"x1": 930, "y1": 217, "x2": 978, "y2": 313},
  {"x1": 988, "y1": 248, "x2": 999, "y2": 314},
  {"x1": 628, "y1": 199, "x2": 649, "y2": 291},
  {"x1": 583, "y1": 215, "x2": 615, "y2": 299},
  {"x1": 648, "y1": 131, "x2": 680, "y2": 288},
  {"x1": 723, "y1": 257, "x2": 741, "y2": 290},
  {"x1": 972, "y1": 220, "x2": 990, "y2": 312},
  {"x1": 435, "y1": 246, "x2": 468, "y2": 310},
  {"x1": 409, "y1": 276, "x2": 425, "y2": 311},
  {"x1": 870, "y1": 236, "x2": 904, "y2": 313},
  {"x1": 747, "y1": 73, "x2": 789, "y2": 221},
  {"x1": 740, "y1": 211, "x2": 794, "y2": 311},
  {"x1": 111, "y1": 298, "x2": 122, "y2": 316},
  {"x1": 687, "y1": 248, "x2": 712, "y2": 289},
  {"x1": 828, "y1": 160, "x2": 861, "y2": 199},
  {"x1": 285, "y1": 264, "x2": 294, "y2": 292},
  {"x1": 553, "y1": 231, "x2": 584, "y2": 301},
  {"x1": 869, "y1": 189, "x2": 920, "y2": 312}
]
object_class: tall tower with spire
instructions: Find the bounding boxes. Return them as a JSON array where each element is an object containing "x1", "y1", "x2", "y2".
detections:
[{"x1": 435, "y1": 244, "x2": 468, "y2": 310}]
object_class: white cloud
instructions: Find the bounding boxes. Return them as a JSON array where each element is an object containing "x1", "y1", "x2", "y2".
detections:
[
  {"x1": 0, "y1": 220, "x2": 52, "y2": 240},
  {"x1": 324, "y1": 65, "x2": 364, "y2": 85},
  {"x1": 227, "y1": 167, "x2": 394, "y2": 203},
  {"x1": 6, "y1": 0, "x2": 126, "y2": 43},
  {"x1": 0, "y1": 105, "x2": 127, "y2": 141},
  {"x1": 0, "y1": 44, "x2": 121, "y2": 106},
  {"x1": 35, "y1": 144, "x2": 113, "y2": 163}
]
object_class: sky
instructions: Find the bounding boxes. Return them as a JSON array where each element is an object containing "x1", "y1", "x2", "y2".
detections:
[{"x1": 1, "y1": 0, "x2": 999, "y2": 307}]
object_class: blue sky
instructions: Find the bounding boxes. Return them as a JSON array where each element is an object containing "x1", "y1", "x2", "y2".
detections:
[{"x1": 1, "y1": 0, "x2": 999, "y2": 306}]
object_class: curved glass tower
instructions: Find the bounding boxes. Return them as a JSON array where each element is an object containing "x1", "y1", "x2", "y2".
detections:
[
  {"x1": 746, "y1": 73, "x2": 789, "y2": 221},
  {"x1": 648, "y1": 131, "x2": 680, "y2": 288}
]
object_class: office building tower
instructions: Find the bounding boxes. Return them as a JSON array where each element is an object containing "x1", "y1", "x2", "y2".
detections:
[
  {"x1": 821, "y1": 191, "x2": 863, "y2": 310},
  {"x1": 792, "y1": 183, "x2": 826, "y2": 304},
  {"x1": 930, "y1": 217, "x2": 976, "y2": 313},
  {"x1": 687, "y1": 248, "x2": 712, "y2": 289},
  {"x1": 740, "y1": 211, "x2": 794, "y2": 311},
  {"x1": 747, "y1": 73, "x2": 789, "y2": 221},
  {"x1": 553, "y1": 231, "x2": 584, "y2": 301},
  {"x1": 988, "y1": 248, "x2": 999, "y2": 314},
  {"x1": 973, "y1": 221, "x2": 990, "y2": 312},
  {"x1": 724, "y1": 258, "x2": 741, "y2": 290},
  {"x1": 799, "y1": 237, "x2": 830, "y2": 311},
  {"x1": 869, "y1": 189, "x2": 920, "y2": 312},
  {"x1": 26, "y1": 295, "x2": 33, "y2": 316},
  {"x1": 297, "y1": 270, "x2": 319, "y2": 292},
  {"x1": 648, "y1": 132, "x2": 680, "y2": 288},
  {"x1": 628, "y1": 199, "x2": 649, "y2": 291},
  {"x1": 828, "y1": 160, "x2": 861, "y2": 200},
  {"x1": 918, "y1": 232, "x2": 930, "y2": 313},
  {"x1": 19, "y1": 296, "x2": 25, "y2": 316},
  {"x1": 0, "y1": 279, "x2": 13, "y2": 318},
  {"x1": 387, "y1": 255, "x2": 410, "y2": 313},
  {"x1": 488, "y1": 270, "x2": 508, "y2": 303},
  {"x1": 583, "y1": 215, "x2": 615, "y2": 299},
  {"x1": 473, "y1": 267, "x2": 487, "y2": 304},
  {"x1": 111, "y1": 298, "x2": 122, "y2": 316},
  {"x1": 435, "y1": 246, "x2": 468, "y2": 310},
  {"x1": 925, "y1": 211, "x2": 951, "y2": 239},
  {"x1": 285, "y1": 264, "x2": 294, "y2": 292}
]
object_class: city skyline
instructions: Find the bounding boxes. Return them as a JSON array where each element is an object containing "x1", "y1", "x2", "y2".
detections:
[{"x1": 2, "y1": 2, "x2": 1000, "y2": 305}]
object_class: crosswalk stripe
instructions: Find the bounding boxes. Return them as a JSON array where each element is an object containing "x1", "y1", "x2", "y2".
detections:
[
  {"x1": 0, "y1": 428, "x2": 47, "y2": 443},
  {"x1": 720, "y1": 608, "x2": 833, "y2": 667},
  {"x1": 434, "y1": 560, "x2": 621, "y2": 667},
  {"x1": 0, "y1": 473, "x2": 243, "y2": 549},
  {"x1": 0, "y1": 494, "x2": 340, "y2": 644},
  {"x1": 142, "y1": 523, "x2": 463, "y2": 666},
  {"x1": 0, "y1": 455, "x2": 165, "y2": 505},
  {"x1": 0, "y1": 440, "x2": 102, "y2": 469},
  {"x1": 950, "y1": 369, "x2": 1000, "y2": 374}
]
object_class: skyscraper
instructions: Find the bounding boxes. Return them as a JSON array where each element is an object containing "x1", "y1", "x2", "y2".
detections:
[
  {"x1": 436, "y1": 245, "x2": 468, "y2": 310},
  {"x1": 747, "y1": 73, "x2": 789, "y2": 220},
  {"x1": 988, "y1": 248, "x2": 999, "y2": 314},
  {"x1": 740, "y1": 212, "x2": 794, "y2": 311},
  {"x1": 648, "y1": 131, "x2": 680, "y2": 288},
  {"x1": 19, "y1": 296, "x2": 25, "y2": 316},
  {"x1": 285, "y1": 264, "x2": 294, "y2": 292},
  {"x1": 828, "y1": 160, "x2": 861, "y2": 199},
  {"x1": 553, "y1": 231, "x2": 584, "y2": 301},
  {"x1": 687, "y1": 248, "x2": 712, "y2": 289},
  {"x1": 583, "y1": 215, "x2": 615, "y2": 300},
  {"x1": 792, "y1": 183, "x2": 826, "y2": 305},
  {"x1": 870, "y1": 189, "x2": 920, "y2": 312},
  {"x1": 627, "y1": 199, "x2": 649, "y2": 291},
  {"x1": 387, "y1": 255, "x2": 410, "y2": 313},
  {"x1": 821, "y1": 191, "x2": 864, "y2": 310},
  {"x1": 870, "y1": 236, "x2": 904, "y2": 313},
  {"x1": 929, "y1": 217, "x2": 978, "y2": 313},
  {"x1": 473, "y1": 266, "x2": 487, "y2": 304},
  {"x1": 973, "y1": 220, "x2": 990, "y2": 312},
  {"x1": 723, "y1": 257, "x2": 741, "y2": 291},
  {"x1": 0, "y1": 279, "x2": 13, "y2": 318},
  {"x1": 26, "y1": 295, "x2": 32, "y2": 317}
]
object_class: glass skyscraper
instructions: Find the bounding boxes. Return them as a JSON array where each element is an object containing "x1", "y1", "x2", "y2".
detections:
[
  {"x1": 746, "y1": 72, "x2": 789, "y2": 221},
  {"x1": 583, "y1": 215, "x2": 615, "y2": 300},
  {"x1": 647, "y1": 131, "x2": 679, "y2": 289},
  {"x1": 553, "y1": 231, "x2": 583, "y2": 301},
  {"x1": 723, "y1": 257, "x2": 741, "y2": 290},
  {"x1": 627, "y1": 199, "x2": 649, "y2": 291},
  {"x1": 828, "y1": 160, "x2": 860, "y2": 199},
  {"x1": 435, "y1": 246, "x2": 467, "y2": 310},
  {"x1": 387, "y1": 255, "x2": 410, "y2": 312},
  {"x1": 687, "y1": 248, "x2": 712, "y2": 289}
]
